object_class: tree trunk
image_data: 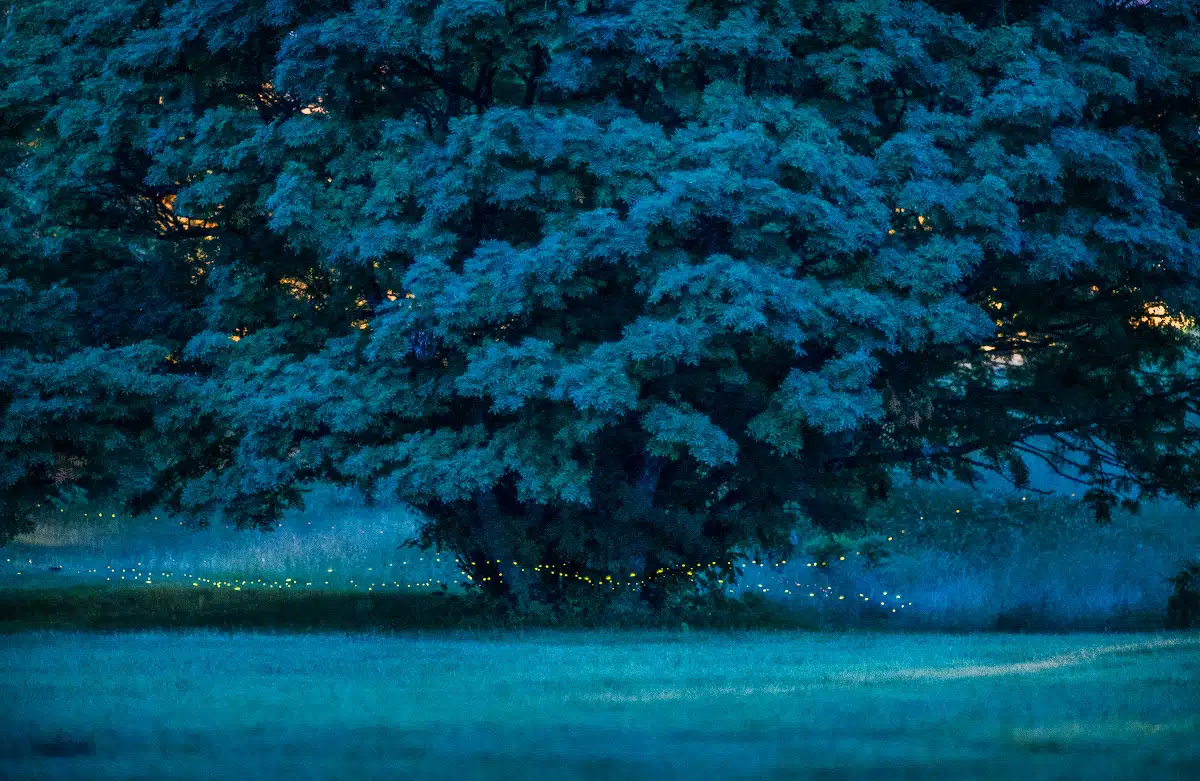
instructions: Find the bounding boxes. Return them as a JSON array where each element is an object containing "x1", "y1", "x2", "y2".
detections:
[{"x1": 470, "y1": 487, "x2": 538, "y2": 607}]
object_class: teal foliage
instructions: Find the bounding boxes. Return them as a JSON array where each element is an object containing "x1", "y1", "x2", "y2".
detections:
[{"x1": 2, "y1": 0, "x2": 1200, "y2": 607}]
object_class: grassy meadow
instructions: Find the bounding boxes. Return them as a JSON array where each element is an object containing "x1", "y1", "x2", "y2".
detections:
[{"x1": 1, "y1": 630, "x2": 1198, "y2": 781}]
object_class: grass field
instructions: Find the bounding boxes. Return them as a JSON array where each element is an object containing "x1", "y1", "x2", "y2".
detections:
[
  {"x1": 0, "y1": 630, "x2": 1197, "y2": 781},
  {"x1": 3, "y1": 481, "x2": 1198, "y2": 778}
]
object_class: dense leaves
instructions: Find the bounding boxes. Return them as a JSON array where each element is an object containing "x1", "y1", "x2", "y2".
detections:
[{"x1": 2, "y1": 0, "x2": 1198, "y2": 606}]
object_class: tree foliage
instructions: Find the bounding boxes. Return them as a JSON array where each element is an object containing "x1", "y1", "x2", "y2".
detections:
[{"x1": 2, "y1": 0, "x2": 1199, "y2": 606}]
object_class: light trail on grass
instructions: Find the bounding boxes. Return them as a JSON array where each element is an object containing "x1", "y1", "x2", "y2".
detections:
[
  {"x1": 830, "y1": 636, "x2": 1200, "y2": 683},
  {"x1": 573, "y1": 637, "x2": 1200, "y2": 703}
]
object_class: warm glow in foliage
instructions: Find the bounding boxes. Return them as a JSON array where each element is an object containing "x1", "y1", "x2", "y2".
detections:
[{"x1": 1136, "y1": 302, "x2": 1196, "y2": 331}]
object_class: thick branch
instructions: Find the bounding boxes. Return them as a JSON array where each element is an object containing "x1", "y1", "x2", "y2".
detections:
[
  {"x1": 828, "y1": 377, "x2": 1200, "y2": 474},
  {"x1": 397, "y1": 55, "x2": 477, "y2": 104}
]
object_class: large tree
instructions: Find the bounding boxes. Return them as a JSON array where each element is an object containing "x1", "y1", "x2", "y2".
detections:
[{"x1": 2, "y1": 0, "x2": 1198, "y2": 607}]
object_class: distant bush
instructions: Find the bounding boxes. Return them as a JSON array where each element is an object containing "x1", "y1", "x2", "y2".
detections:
[
  {"x1": 993, "y1": 595, "x2": 1054, "y2": 633},
  {"x1": 1166, "y1": 557, "x2": 1200, "y2": 630}
]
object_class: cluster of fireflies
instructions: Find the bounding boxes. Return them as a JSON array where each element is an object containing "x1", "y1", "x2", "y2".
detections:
[
  {"x1": 10, "y1": 505, "x2": 944, "y2": 614},
  {"x1": 451, "y1": 555, "x2": 914, "y2": 611},
  {"x1": 2, "y1": 556, "x2": 916, "y2": 611},
  {"x1": 1, "y1": 561, "x2": 453, "y2": 592}
]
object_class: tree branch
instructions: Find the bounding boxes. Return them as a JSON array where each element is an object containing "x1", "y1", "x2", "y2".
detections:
[
  {"x1": 827, "y1": 376, "x2": 1200, "y2": 474},
  {"x1": 397, "y1": 55, "x2": 476, "y2": 104},
  {"x1": 954, "y1": 453, "x2": 1055, "y2": 494}
]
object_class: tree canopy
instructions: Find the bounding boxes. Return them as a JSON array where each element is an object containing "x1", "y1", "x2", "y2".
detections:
[{"x1": 2, "y1": 0, "x2": 1199, "y2": 607}]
